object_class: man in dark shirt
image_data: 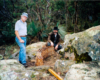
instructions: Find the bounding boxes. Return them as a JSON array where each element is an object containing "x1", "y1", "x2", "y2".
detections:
[{"x1": 47, "y1": 27, "x2": 62, "y2": 50}]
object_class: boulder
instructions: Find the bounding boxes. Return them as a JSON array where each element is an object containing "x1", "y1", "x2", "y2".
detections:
[
  {"x1": 27, "y1": 65, "x2": 50, "y2": 72},
  {"x1": 0, "y1": 59, "x2": 50, "y2": 80},
  {"x1": 12, "y1": 42, "x2": 46, "y2": 60},
  {"x1": 54, "y1": 60, "x2": 75, "y2": 74},
  {"x1": 64, "y1": 52, "x2": 75, "y2": 60},
  {"x1": 64, "y1": 62, "x2": 100, "y2": 80},
  {"x1": 98, "y1": 61, "x2": 100, "y2": 66},
  {"x1": 0, "y1": 59, "x2": 33, "y2": 80},
  {"x1": 60, "y1": 25, "x2": 100, "y2": 62},
  {"x1": 0, "y1": 54, "x2": 3, "y2": 60},
  {"x1": 12, "y1": 42, "x2": 56, "y2": 66}
]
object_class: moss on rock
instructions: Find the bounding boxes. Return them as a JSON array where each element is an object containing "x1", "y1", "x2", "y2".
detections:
[
  {"x1": 63, "y1": 44, "x2": 92, "y2": 63},
  {"x1": 74, "y1": 48, "x2": 92, "y2": 63},
  {"x1": 64, "y1": 48, "x2": 69, "y2": 52},
  {"x1": 31, "y1": 73, "x2": 35, "y2": 78},
  {"x1": 59, "y1": 51, "x2": 64, "y2": 55}
]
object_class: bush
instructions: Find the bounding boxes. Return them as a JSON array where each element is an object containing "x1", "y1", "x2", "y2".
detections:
[{"x1": 27, "y1": 21, "x2": 41, "y2": 37}]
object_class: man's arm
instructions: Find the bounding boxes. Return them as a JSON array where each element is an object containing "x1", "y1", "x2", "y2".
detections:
[
  {"x1": 48, "y1": 33, "x2": 52, "y2": 43},
  {"x1": 15, "y1": 31, "x2": 24, "y2": 43},
  {"x1": 48, "y1": 33, "x2": 54, "y2": 46}
]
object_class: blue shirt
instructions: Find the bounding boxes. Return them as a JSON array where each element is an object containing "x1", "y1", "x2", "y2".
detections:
[{"x1": 15, "y1": 19, "x2": 27, "y2": 36}]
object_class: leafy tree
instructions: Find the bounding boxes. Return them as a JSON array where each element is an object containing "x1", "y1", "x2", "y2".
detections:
[{"x1": 1, "y1": 0, "x2": 100, "y2": 45}]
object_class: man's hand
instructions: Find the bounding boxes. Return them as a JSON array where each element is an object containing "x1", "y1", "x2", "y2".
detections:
[
  {"x1": 15, "y1": 31, "x2": 24, "y2": 43},
  {"x1": 55, "y1": 45, "x2": 58, "y2": 50},
  {"x1": 50, "y1": 42, "x2": 54, "y2": 46},
  {"x1": 20, "y1": 39, "x2": 24, "y2": 43}
]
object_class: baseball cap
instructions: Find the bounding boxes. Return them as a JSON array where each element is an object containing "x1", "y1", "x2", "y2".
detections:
[{"x1": 21, "y1": 12, "x2": 28, "y2": 18}]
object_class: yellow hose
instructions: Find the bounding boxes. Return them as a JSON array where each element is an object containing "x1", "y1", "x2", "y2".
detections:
[{"x1": 48, "y1": 69, "x2": 63, "y2": 80}]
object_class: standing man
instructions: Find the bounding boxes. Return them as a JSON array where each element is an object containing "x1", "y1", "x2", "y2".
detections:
[
  {"x1": 47, "y1": 27, "x2": 62, "y2": 50},
  {"x1": 15, "y1": 12, "x2": 28, "y2": 67}
]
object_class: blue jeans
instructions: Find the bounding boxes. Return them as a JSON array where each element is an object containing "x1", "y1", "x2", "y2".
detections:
[
  {"x1": 47, "y1": 42, "x2": 62, "y2": 50},
  {"x1": 15, "y1": 37, "x2": 26, "y2": 64}
]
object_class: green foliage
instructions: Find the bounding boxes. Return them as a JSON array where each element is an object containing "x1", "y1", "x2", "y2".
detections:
[
  {"x1": 84, "y1": 22, "x2": 89, "y2": 29},
  {"x1": 93, "y1": 19, "x2": 100, "y2": 26},
  {"x1": 31, "y1": 73, "x2": 35, "y2": 78},
  {"x1": 56, "y1": 21, "x2": 60, "y2": 27},
  {"x1": 27, "y1": 21, "x2": 41, "y2": 37},
  {"x1": 1, "y1": 0, "x2": 100, "y2": 45},
  {"x1": 58, "y1": 25, "x2": 67, "y2": 40},
  {"x1": 41, "y1": 29, "x2": 52, "y2": 38},
  {"x1": 68, "y1": 2, "x2": 75, "y2": 17},
  {"x1": 55, "y1": 0, "x2": 65, "y2": 10},
  {"x1": 0, "y1": 0, "x2": 27, "y2": 45}
]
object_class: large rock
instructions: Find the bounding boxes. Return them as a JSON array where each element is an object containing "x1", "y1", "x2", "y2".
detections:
[
  {"x1": 64, "y1": 62, "x2": 100, "y2": 80},
  {"x1": 0, "y1": 59, "x2": 32, "y2": 80},
  {"x1": 0, "y1": 54, "x2": 3, "y2": 60},
  {"x1": 12, "y1": 42, "x2": 46, "y2": 60},
  {"x1": 54, "y1": 60, "x2": 75, "y2": 74},
  {"x1": 0, "y1": 59, "x2": 50, "y2": 80},
  {"x1": 27, "y1": 65, "x2": 50, "y2": 72},
  {"x1": 60, "y1": 26, "x2": 100, "y2": 61}
]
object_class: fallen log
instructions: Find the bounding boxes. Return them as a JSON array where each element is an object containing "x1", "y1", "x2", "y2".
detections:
[
  {"x1": 38, "y1": 46, "x2": 55, "y2": 59},
  {"x1": 35, "y1": 46, "x2": 55, "y2": 66},
  {"x1": 35, "y1": 52, "x2": 43, "y2": 66}
]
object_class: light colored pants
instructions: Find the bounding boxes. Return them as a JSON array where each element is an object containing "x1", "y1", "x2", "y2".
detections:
[{"x1": 15, "y1": 37, "x2": 26, "y2": 64}]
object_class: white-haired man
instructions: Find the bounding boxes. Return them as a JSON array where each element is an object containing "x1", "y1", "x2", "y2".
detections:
[{"x1": 15, "y1": 12, "x2": 28, "y2": 67}]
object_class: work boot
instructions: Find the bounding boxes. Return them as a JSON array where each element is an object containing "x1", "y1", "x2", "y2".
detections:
[
  {"x1": 19, "y1": 61, "x2": 28, "y2": 68},
  {"x1": 23, "y1": 63, "x2": 28, "y2": 68},
  {"x1": 19, "y1": 61, "x2": 22, "y2": 64}
]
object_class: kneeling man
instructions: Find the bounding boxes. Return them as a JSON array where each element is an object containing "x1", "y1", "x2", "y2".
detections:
[{"x1": 47, "y1": 27, "x2": 62, "y2": 50}]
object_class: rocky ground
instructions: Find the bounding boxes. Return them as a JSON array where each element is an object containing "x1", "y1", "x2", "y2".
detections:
[
  {"x1": 0, "y1": 44, "x2": 65, "y2": 80},
  {"x1": 0, "y1": 52, "x2": 64, "y2": 80}
]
